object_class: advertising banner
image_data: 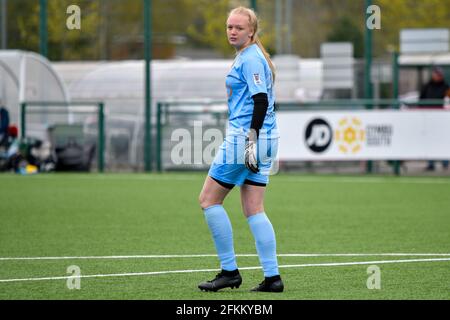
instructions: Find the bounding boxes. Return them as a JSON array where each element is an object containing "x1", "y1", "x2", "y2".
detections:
[{"x1": 277, "y1": 110, "x2": 450, "y2": 160}]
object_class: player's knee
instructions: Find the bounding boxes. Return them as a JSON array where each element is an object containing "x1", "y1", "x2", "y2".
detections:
[
  {"x1": 243, "y1": 204, "x2": 264, "y2": 217},
  {"x1": 199, "y1": 193, "x2": 221, "y2": 210},
  {"x1": 198, "y1": 193, "x2": 209, "y2": 209}
]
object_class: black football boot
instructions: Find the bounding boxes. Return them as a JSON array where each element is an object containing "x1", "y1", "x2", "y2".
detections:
[
  {"x1": 198, "y1": 269, "x2": 242, "y2": 292},
  {"x1": 251, "y1": 275, "x2": 284, "y2": 292}
]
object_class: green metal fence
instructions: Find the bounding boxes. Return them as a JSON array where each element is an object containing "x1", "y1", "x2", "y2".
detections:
[
  {"x1": 156, "y1": 99, "x2": 449, "y2": 175},
  {"x1": 156, "y1": 101, "x2": 228, "y2": 172},
  {"x1": 20, "y1": 101, "x2": 105, "y2": 172}
]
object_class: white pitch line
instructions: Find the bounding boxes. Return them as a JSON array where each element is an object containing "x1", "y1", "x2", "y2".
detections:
[
  {"x1": 4, "y1": 174, "x2": 450, "y2": 185},
  {"x1": 281, "y1": 177, "x2": 450, "y2": 185},
  {"x1": 278, "y1": 253, "x2": 450, "y2": 257},
  {"x1": 0, "y1": 174, "x2": 200, "y2": 182},
  {"x1": 0, "y1": 254, "x2": 220, "y2": 261},
  {"x1": 0, "y1": 267, "x2": 221, "y2": 283},
  {"x1": 1, "y1": 253, "x2": 450, "y2": 261},
  {"x1": 276, "y1": 257, "x2": 450, "y2": 269},
  {"x1": 0, "y1": 258, "x2": 449, "y2": 283}
]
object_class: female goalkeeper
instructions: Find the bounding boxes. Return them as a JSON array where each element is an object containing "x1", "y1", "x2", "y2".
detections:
[{"x1": 198, "y1": 6, "x2": 283, "y2": 293}]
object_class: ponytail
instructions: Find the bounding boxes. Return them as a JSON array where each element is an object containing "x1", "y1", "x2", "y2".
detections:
[{"x1": 255, "y1": 37, "x2": 276, "y2": 83}]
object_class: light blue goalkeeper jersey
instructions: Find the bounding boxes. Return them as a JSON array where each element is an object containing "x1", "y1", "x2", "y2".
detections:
[{"x1": 225, "y1": 44, "x2": 278, "y2": 139}]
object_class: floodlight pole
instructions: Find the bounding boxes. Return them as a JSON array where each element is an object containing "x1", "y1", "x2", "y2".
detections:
[
  {"x1": 144, "y1": 0, "x2": 152, "y2": 172},
  {"x1": 39, "y1": 0, "x2": 48, "y2": 57},
  {"x1": 364, "y1": 0, "x2": 373, "y2": 173}
]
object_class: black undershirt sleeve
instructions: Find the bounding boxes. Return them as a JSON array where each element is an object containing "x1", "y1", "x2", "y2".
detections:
[{"x1": 250, "y1": 92, "x2": 269, "y2": 138}]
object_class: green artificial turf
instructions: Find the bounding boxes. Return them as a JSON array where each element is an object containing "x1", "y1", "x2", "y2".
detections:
[{"x1": 0, "y1": 173, "x2": 449, "y2": 299}]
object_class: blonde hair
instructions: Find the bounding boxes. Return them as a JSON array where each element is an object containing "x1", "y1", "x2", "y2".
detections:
[{"x1": 229, "y1": 6, "x2": 276, "y2": 82}]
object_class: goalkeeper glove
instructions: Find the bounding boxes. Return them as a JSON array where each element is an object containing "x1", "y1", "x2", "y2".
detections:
[{"x1": 245, "y1": 129, "x2": 259, "y2": 173}]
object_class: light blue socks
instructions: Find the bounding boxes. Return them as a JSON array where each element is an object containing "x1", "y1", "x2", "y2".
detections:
[
  {"x1": 203, "y1": 205, "x2": 238, "y2": 271},
  {"x1": 247, "y1": 212, "x2": 279, "y2": 277},
  {"x1": 204, "y1": 206, "x2": 279, "y2": 277}
]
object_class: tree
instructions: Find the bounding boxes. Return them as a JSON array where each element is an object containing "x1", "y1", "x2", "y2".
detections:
[
  {"x1": 7, "y1": 0, "x2": 40, "y2": 53},
  {"x1": 290, "y1": 0, "x2": 363, "y2": 58},
  {"x1": 6, "y1": 0, "x2": 450, "y2": 61},
  {"x1": 6, "y1": 0, "x2": 101, "y2": 60},
  {"x1": 184, "y1": 0, "x2": 276, "y2": 58},
  {"x1": 374, "y1": 0, "x2": 450, "y2": 55},
  {"x1": 327, "y1": 16, "x2": 364, "y2": 58},
  {"x1": 47, "y1": 0, "x2": 101, "y2": 60}
]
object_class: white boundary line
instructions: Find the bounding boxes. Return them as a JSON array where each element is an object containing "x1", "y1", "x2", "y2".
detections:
[
  {"x1": 1, "y1": 253, "x2": 450, "y2": 261},
  {"x1": 284, "y1": 177, "x2": 450, "y2": 185},
  {"x1": 3, "y1": 174, "x2": 450, "y2": 184},
  {"x1": 0, "y1": 258, "x2": 449, "y2": 283}
]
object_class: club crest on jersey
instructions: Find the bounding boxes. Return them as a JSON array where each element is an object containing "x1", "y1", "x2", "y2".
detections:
[{"x1": 253, "y1": 73, "x2": 262, "y2": 85}]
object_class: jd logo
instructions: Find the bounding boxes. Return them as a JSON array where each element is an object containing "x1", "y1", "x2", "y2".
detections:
[{"x1": 305, "y1": 118, "x2": 333, "y2": 153}]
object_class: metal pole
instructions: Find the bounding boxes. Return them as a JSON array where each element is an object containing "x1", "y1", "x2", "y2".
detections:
[
  {"x1": 98, "y1": 103, "x2": 105, "y2": 173},
  {"x1": 364, "y1": 0, "x2": 373, "y2": 102},
  {"x1": 156, "y1": 102, "x2": 162, "y2": 172},
  {"x1": 1, "y1": 0, "x2": 7, "y2": 49},
  {"x1": 20, "y1": 103, "x2": 26, "y2": 138},
  {"x1": 275, "y1": 0, "x2": 282, "y2": 55},
  {"x1": 144, "y1": 0, "x2": 152, "y2": 172},
  {"x1": 39, "y1": 0, "x2": 48, "y2": 57},
  {"x1": 364, "y1": 0, "x2": 373, "y2": 173},
  {"x1": 392, "y1": 51, "x2": 401, "y2": 176},
  {"x1": 285, "y1": 0, "x2": 292, "y2": 54},
  {"x1": 392, "y1": 51, "x2": 399, "y2": 100},
  {"x1": 250, "y1": 0, "x2": 257, "y2": 12}
]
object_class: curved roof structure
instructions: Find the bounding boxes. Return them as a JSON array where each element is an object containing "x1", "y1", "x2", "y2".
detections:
[
  {"x1": 0, "y1": 50, "x2": 70, "y2": 125},
  {"x1": 64, "y1": 60, "x2": 231, "y2": 117},
  {"x1": 54, "y1": 56, "x2": 321, "y2": 116},
  {"x1": 51, "y1": 57, "x2": 321, "y2": 169}
]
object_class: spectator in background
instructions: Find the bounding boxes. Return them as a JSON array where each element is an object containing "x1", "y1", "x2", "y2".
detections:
[
  {"x1": 420, "y1": 66, "x2": 449, "y2": 106},
  {"x1": 419, "y1": 66, "x2": 449, "y2": 171}
]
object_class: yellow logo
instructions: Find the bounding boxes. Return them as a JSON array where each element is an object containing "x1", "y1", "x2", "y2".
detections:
[{"x1": 335, "y1": 117, "x2": 365, "y2": 154}]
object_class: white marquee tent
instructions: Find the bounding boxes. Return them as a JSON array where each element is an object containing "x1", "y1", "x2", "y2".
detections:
[
  {"x1": 52, "y1": 57, "x2": 322, "y2": 169},
  {"x1": 0, "y1": 50, "x2": 70, "y2": 130}
]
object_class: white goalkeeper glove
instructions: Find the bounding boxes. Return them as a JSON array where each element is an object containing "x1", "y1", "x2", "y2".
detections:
[{"x1": 245, "y1": 130, "x2": 259, "y2": 173}]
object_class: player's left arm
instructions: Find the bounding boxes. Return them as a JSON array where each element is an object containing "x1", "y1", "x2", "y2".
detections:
[
  {"x1": 245, "y1": 93, "x2": 268, "y2": 173},
  {"x1": 242, "y1": 58, "x2": 270, "y2": 173}
]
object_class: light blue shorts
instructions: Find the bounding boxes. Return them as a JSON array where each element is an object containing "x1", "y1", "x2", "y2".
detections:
[{"x1": 208, "y1": 134, "x2": 279, "y2": 187}]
